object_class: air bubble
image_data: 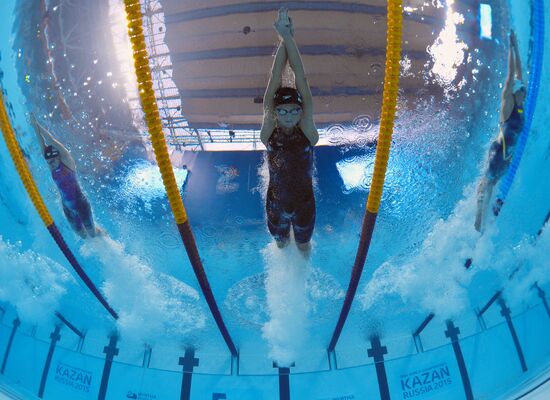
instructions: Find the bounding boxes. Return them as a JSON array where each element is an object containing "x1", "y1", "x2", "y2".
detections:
[{"x1": 352, "y1": 115, "x2": 373, "y2": 133}]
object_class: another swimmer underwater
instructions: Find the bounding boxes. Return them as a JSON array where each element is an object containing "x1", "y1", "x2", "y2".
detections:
[
  {"x1": 31, "y1": 115, "x2": 100, "y2": 238},
  {"x1": 260, "y1": 8, "x2": 319, "y2": 257},
  {"x1": 475, "y1": 30, "x2": 526, "y2": 232}
]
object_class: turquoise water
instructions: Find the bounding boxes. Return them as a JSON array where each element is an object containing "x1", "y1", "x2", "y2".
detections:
[{"x1": 0, "y1": 0, "x2": 549, "y2": 398}]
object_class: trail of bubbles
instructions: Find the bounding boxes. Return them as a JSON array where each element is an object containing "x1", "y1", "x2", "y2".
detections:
[
  {"x1": 261, "y1": 241, "x2": 312, "y2": 367},
  {"x1": 360, "y1": 186, "x2": 500, "y2": 319},
  {"x1": 0, "y1": 236, "x2": 74, "y2": 324},
  {"x1": 80, "y1": 236, "x2": 205, "y2": 345},
  {"x1": 224, "y1": 267, "x2": 344, "y2": 329},
  {"x1": 505, "y1": 225, "x2": 550, "y2": 308}
]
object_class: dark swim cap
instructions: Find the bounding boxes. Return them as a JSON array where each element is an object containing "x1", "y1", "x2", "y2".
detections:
[
  {"x1": 273, "y1": 87, "x2": 303, "y2": 107},
  {"x1": 44, "y1": 145, "x2": 60, "y2": 160}
]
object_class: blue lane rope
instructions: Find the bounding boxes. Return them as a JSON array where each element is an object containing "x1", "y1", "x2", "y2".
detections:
[{"x1": 494, "y1": 0, "x2": 545, "y2": 213}]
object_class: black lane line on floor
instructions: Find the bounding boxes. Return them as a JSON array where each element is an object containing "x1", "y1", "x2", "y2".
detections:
[
  {"x1": 445, "y1": 320, "x2": 474, "y2": 400},
  {"x1": 98, "y1": 334, "x2": 119, "y2": 400},
  {"x1": 0, "y1": 318, "x2": 20, "y2": 375},
  {"x1": 368, "y1": 335, "x2": 390, "y2": 400},
  {"x1": 37, "y1": 325, "x2": 61, "y2": 398},
  {"x1": 498, "y1": 298, "x2": 528, "y2": 372},
  {"x1": 180, "y1": 348, "x2": 199, "y2": 400}
]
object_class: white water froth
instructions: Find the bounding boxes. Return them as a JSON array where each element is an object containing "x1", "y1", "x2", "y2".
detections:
[
  {"x1": 261, "y1": 241, "x2": 312, "y2": 367},
  {"x1": 505, "y1": 224, "x2": 550, "y2": 307},
  {"x1": 360, "y1": 186, "x2": 499, "y2": 318},
  {"x1": 0, "y1": 237, "x2": 74, "y2": 324},
  {"x1": 225, "y1": 267, "x2": 344, "y2": 328},
  {"x1": 80, "y1": 236, "x2": 205, "y2": 345}
]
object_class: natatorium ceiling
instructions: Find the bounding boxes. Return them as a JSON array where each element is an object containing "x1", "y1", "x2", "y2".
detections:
[{"x1": 159, "y1": 0, "x2": 478, "y2": 130}]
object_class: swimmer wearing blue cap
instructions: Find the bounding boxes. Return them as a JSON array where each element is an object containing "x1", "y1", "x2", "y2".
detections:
[
  {"x1": 260, "y1": 8, "x2": 319, "y2": 256},
  {"x1": 475, "y1": 30, "x2": 526, "y2": 232},
  {"x1": 31, "y1": 115, "x2": 100, "y2": 238}
]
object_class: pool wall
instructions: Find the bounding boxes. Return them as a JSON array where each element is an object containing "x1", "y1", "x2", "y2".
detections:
[{"x1": 1, "y1": 294, "x2": 550, "y2": 399}]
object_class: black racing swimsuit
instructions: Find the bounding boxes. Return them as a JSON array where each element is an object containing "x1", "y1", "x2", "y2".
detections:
[
  {"x1": 266, "y1": 126, "x2": 315, "y2": 243},
  {"x1": 487, "y1": 102, "x2": 525, "y2": 183}
]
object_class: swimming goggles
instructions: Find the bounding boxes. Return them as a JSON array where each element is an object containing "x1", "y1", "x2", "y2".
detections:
[
  {"x1": 44, "y1": 145, "x2": 60, "y2": 160},
  {"x1": 276, "y1": 107, "x2": 302, "y2": 116}
]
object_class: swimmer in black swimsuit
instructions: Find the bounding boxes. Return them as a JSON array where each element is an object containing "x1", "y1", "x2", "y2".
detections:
[
  {"x1": 475, "y1": 30, "x2": 526, "y2": 232},
  {"x1": 260, "y1": 8, "x2": 319, "y2": 256},
  {"x1": 31, "y1": 115, "x2": 99, "y2": 238}
]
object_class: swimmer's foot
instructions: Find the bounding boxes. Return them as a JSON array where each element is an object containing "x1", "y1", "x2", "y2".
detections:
[
  {"x1": 84, "y1": 225, "x2": 104, "y2": 238},
  {"x1": 276, "y1": 238, "x2": 290, "y2": 248},
  {"x1": 296, "y1": 241, "x2": 311, "y2": 259},
  {"x1": 474, "y1": 214, "x2": 482, "y2": 233}
]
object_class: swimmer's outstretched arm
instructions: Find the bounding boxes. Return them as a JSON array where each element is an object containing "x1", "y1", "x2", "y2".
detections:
[
  {"x1": 31, "y1": 115, "x2": 47, "y2": 152},
  {"x1": 260, "y1": 42, "x2": 288, "y2": 146},
  {"x1": 31, "y1": 115, "x2": 76, "y2": 170},
  {"x1": 504, "y1": 33, "x2": 515, "y2": 94},
  {"x1": 275, "y1": 8, "x2": 319, "y2": 146},
  {"x1": 500, "y1": 32, "x2": 517, "y2": 122},
  {"x1": 510, "y1": 31, "x2": 523, "y2": 81}
]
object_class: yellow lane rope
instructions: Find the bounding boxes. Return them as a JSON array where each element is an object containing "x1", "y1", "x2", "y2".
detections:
[
  {"x1": 124, "y1": 0, "x2": 188, "y2": 224},
  {"x1": 0, "y1": 91, "x2": 53, "y2": 226},
  {"x1": 366, "y1": 0, "x2": 403, "y2": 214}
]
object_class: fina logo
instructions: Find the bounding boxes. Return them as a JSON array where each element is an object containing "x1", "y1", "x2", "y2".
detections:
[
  {"x1": 400, "y1": 363, "x2": 452, "y2": 398},
  {"x1": 126, "y1": 391, "x2": 158, "y2": 399}
]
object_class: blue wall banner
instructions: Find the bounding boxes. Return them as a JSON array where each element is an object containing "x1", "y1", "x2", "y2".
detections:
[
  {"x1": 291, "y1": 365, "x2": 379, "y2": 399},
  {"x1": 43, "y1": 346, "x2": 104, "y2": 399},
  {"x1": 386, "y1": 348, "x2": 461, "y2": 400},
  {"x1": 105, "y1": 362, "x2": 181, "y2": 400},
  {"x1": 0, "y1": 325, "x2": 45, "y2": 393}
]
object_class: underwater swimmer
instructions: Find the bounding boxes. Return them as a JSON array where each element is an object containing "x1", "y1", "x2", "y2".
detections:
[
  {"x1": 475, "y1": 30, "x2": 526, "y2": 232},
  {"x1": 31, "y1": 115, "x2": 100, "y2": 238},
  {"x1": 260, "y1": 8, "x2": 319, "y2": 257}
]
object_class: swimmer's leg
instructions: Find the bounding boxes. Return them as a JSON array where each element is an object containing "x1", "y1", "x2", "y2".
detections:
[
  {"x1": 477, "y1": 142, "x2": 505, "y2": 232},
  {"x1": 474, "y1": 179, "x2": 485, "y2": 232},
  {"x1": 475, "y1": 177, "x2": 495, "y2": 233},
  {"x1": 276, "y1": 238, "x2": 290, "y2": 248},
  {"x1": 296, "y1": 241, "x2": 311, "y2": 258},
  {"x1": 62, "y1": 202, "x2": 86, "y2": 238},
  {"x1": 75, "y1": 195, "x2": 99, "y2": 237},
  {"x1": 267, "y1": 195, "x2": 291, "y2": 248},
  {"x1": 293, "y1": 197, "x2": 315, "y2": 257}
]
